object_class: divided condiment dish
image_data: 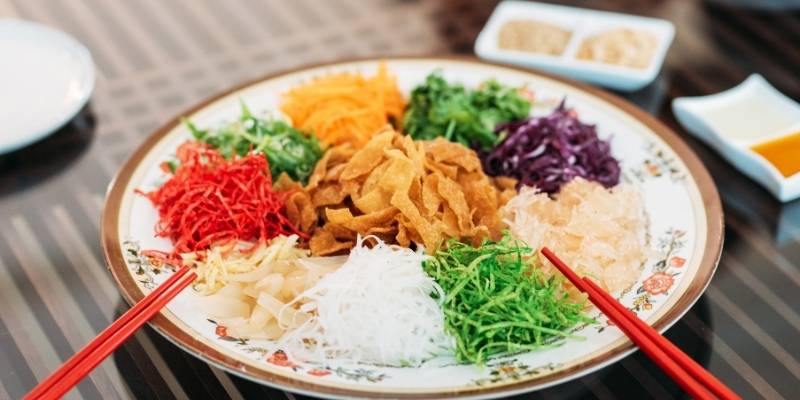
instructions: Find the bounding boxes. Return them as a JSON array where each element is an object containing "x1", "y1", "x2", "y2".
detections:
[{"x1": 474, "y1": 1, "x2": 675, "y2": 91}]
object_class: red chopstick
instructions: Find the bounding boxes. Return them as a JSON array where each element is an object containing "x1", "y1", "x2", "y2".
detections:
[
  {"x1": 541, "y1": 247, "x2": 740, "y2": 400},
  {"x1": 24, "y1": 266, "x2": 196, "y2": 400}
]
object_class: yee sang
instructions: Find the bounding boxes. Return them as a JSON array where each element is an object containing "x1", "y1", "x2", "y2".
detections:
[{"x1": 136, "y1": 63, "x2": 650, "y2": 367}]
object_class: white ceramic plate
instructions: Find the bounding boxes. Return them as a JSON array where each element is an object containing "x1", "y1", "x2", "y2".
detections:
[
  {"x1": 102, "y1": 57, "x2": 722, "y2": 399},
  {"x1": 475, "y1": 1, "x2": 674, "y2": 92},
  {"x1": 0, "y1": 18, "x2": 95, "y2": 154}
]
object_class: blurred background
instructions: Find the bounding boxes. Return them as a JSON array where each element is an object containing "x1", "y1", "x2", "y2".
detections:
[{"x1": 0, "y1": 1, "x2": 799, "y2": 399}]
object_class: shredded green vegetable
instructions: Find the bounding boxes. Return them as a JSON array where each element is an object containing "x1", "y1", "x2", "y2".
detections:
[
  {"x1": 185, "y1": 101, "x2": 323, "y2": 184},
  {"x1": 403, "y1": 72, "x2": 531, "y2": 150},
  {"x1": 424, "y1": 234, "x2": 592, "y2": 365}
]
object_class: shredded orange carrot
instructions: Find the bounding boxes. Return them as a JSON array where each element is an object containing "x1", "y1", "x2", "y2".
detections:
[{"x1": 280, "y1": 62, "x2": 405, "y2": 148}]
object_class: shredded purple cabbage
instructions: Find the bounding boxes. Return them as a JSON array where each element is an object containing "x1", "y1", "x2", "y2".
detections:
[{"x1": 480, "y1": 102, "x2": 620, "y2": 194}]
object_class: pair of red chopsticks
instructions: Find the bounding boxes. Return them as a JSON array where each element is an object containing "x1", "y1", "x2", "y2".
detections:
[
  {"x1": 25, "y1": 248, "x2": 737, "y2": 399},
  {"x1": 541, "y1": 247, "x2": 739, "y2": 400},
  {"x1": 24, "y1": 266, "x2": 196, "y2": 400}
]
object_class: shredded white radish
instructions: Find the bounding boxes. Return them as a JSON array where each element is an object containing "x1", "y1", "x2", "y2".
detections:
[{"x1": 277, "y1": 236, "x2": 451, "y2": 367}]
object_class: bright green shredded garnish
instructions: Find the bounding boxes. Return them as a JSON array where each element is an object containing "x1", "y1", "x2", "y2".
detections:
[
  {"x1": 423, "y1": 234, "x2": 593, "y2": 365},
  {"x1": 185, "y1": 101, "x2": 323, "y2": 184},
  {"x1": 403, "y1": 72, "x2": 531, "y2": 150}
]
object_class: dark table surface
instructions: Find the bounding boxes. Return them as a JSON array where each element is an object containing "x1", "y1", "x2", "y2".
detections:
[{"x1": 1, "y1": 0, "x2": 799, "y2": 399}]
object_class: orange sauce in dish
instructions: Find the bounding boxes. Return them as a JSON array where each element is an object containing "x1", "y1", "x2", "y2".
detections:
[{"x1": 750, "y1": 131, "x2": 800, "y2": 177}]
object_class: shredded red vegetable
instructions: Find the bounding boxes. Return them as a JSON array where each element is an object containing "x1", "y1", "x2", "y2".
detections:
[{"x1": 138, "y1": 142, "x2": 304, "y2": 264}]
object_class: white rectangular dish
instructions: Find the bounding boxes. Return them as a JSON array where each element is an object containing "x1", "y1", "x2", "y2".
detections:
[{"x1": 474, "y1": 1, "x2": 675, "y2": 92}]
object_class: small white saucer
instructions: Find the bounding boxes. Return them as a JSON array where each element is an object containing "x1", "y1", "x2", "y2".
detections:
[
  {"x1": 672, "y1": 74, "x2": 800, "y2": 202},
  {"x1": 0, "y1": 18, "x2": 95, "y2": 154}
]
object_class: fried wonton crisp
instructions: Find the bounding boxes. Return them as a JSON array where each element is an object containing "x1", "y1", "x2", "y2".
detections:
[{"x1": 286, "y1": 126, "x2": 516, "y2": 255}]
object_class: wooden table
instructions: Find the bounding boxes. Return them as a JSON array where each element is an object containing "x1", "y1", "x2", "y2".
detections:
[{"x1": 0, "y1": 0, "x2": 798, "y2": 398}]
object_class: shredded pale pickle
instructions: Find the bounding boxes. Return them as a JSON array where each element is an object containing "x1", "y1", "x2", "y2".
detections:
[
  {"x1": 184, "y1": 235, "x2": 343, "y2": 340},
  {"x1": 503, "y1": 178, "x2": 648, "y2": 293}
]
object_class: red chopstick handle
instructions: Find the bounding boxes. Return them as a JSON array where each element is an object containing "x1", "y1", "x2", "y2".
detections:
[
  {"x1": 24, "y1": 266, "x2": 192, "y2": 400},
  {"x1": 540, "y1": 248, "x2": 725, "y2": 400},
  {"x1": 26, "y1": 269, "x2": 196, "y2": 400},
  {"x1": 583, "y1": 277, "x2": 714, "y2": 399},
  {"x1": 584, "y1": 278, "x2": 741, "y2": 400}
]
